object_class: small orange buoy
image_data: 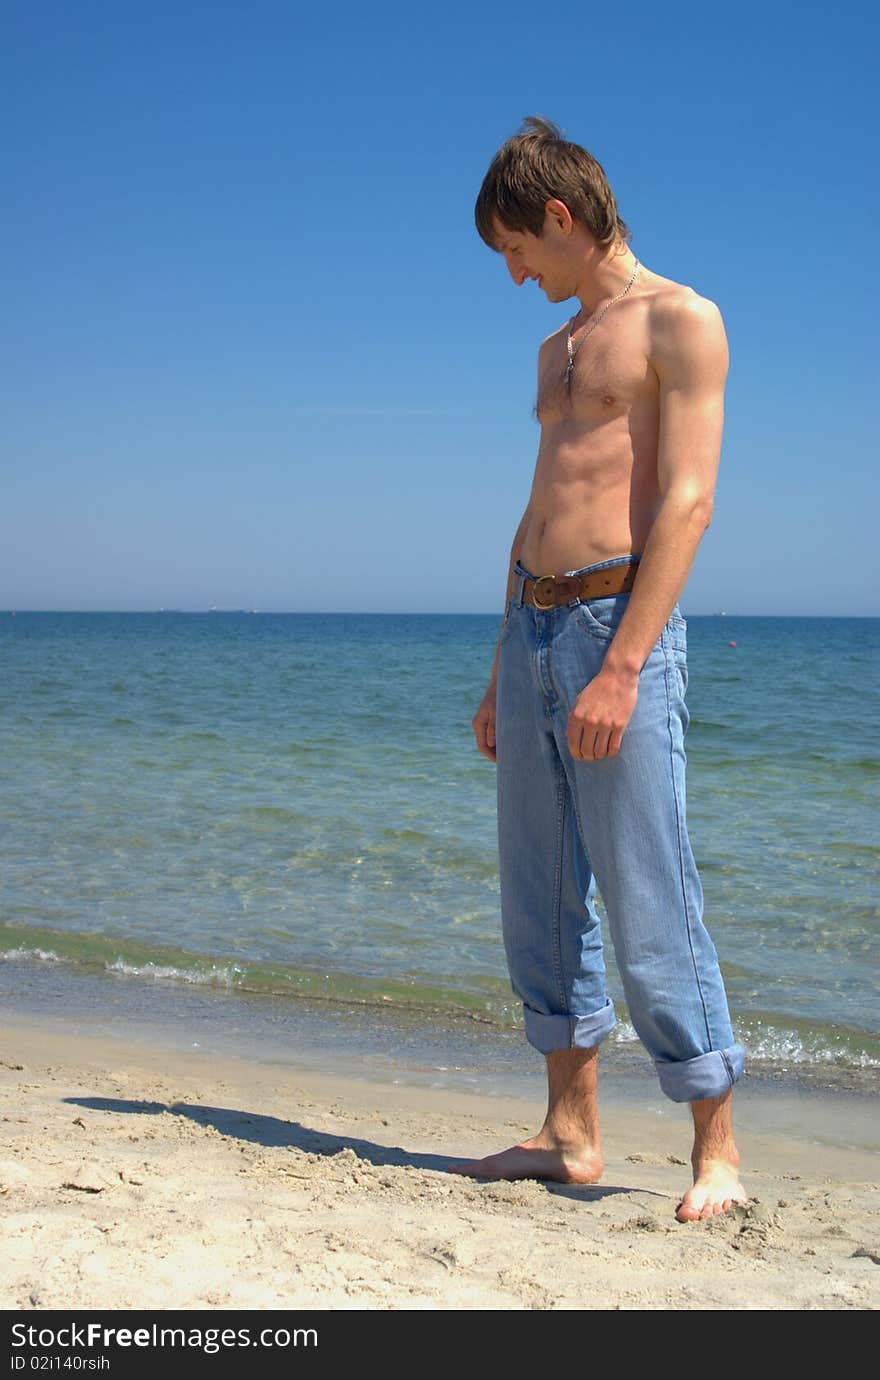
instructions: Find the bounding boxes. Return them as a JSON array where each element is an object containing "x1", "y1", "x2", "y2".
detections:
[{"x1": 728, "y1": 640, "x2": 737, "y2": 648}]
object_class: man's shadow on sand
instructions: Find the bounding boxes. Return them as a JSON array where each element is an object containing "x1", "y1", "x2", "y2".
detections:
[{"x1": 65, "y1": 1095, "x2": 650, "y2": 1203}]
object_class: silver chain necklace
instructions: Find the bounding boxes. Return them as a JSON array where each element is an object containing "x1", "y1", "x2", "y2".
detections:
[{"x1": 564, "y1": 258, "x2": 641, "y2": 390}]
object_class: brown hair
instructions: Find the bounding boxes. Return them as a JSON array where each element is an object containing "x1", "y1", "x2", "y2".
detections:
[{"x1": 475, "y1": 116, "x2": 631, "y2": 251}]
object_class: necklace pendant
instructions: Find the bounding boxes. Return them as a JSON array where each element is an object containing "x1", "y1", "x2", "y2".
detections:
[{"x1": 564, "y1": 358, "x2": 574, "y2": 387}]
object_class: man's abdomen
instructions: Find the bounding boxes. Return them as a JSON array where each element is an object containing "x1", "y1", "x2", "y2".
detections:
[{"x1": 521, "y1": 436, "x2": 660, "y2": 575}]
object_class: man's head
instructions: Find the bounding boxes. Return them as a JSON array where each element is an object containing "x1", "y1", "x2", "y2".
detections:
[{"x1": 475, "y1": 117, "x2": 631, "y2": 301}]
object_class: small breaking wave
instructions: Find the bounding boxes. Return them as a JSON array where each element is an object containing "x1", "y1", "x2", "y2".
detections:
[
  {"x1": 0, "y1": 945, "x2": 66, "y2": 963},
  {"x1": 104, "y1": 957, "x2": 243, "y2": 987}
]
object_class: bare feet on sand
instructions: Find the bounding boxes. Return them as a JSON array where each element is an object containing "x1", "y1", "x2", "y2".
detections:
[
  {"x1": 446, "y1": 1052, "x2": 747, "y2": 1216},
  {"x1": 675, "y1": 1156, "x2": 748, "y2": 1222},
  {"x1": 448, "y1": 1133, "x2": 603, "y2": 1185}
]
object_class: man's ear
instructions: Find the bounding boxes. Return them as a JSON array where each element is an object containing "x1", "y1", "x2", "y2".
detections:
[{"x1": 544, "y1": 199, "x2": 574, "y2": 236}]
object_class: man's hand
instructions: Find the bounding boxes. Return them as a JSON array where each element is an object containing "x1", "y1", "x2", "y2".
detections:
[
  {"x1": 472, "y1": 680, "x2": 498, "y2": 762},
  {"x1": 567, "y1": 664, "x2": 639, "y2": 762}
]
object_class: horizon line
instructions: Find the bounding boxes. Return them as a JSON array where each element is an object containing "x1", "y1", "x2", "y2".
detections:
[{"x1": 3, "y1": 609, "x2": 878, "y2": 620}]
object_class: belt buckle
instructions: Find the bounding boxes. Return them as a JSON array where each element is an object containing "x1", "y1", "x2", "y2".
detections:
[{"x1": 532, "y1": 574, "x2": 557, "y2": 610}]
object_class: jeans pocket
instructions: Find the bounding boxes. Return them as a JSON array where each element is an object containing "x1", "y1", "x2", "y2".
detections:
[{"x1": 575, "y1": 593, "x2": 630, "y2": 641}]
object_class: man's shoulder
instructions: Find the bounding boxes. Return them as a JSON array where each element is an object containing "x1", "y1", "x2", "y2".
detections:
[
  {"x1": 645, "y1": 275, "x2": 728, "y2": 380},
  {"x1": 646, "y1": 274, "x2": 724, "y2": 332},
  {"x1": 537, "y1": 321, "x2": 567, "y2": 355}
]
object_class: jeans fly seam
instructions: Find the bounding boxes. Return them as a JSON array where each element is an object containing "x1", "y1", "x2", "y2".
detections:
[
  {"x1": 538, "y1": 619, "x2": 558, "y2": 708},
  {"x1": 664, "y1": 641, "x2": 713, "y2": 1050}
]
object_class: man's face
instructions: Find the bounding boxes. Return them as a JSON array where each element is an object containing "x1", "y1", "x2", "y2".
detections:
[{"x1": 491, "y1": 212, "x2": 574, "y2": 303}]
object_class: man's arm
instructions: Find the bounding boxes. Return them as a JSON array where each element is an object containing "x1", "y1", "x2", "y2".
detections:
[
  {"x1": 472, "y1": 501, "x2": 532, "y2": 762},
  {"x1": 567, "y1": 291, "x2": 729, "y2": 762}
]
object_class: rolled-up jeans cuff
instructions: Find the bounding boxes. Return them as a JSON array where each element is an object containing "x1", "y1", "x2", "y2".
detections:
[
  {"x1": 523, "y1": 997, "x2": 617, "y2": 1055},
  {"x1": 654, "y1": 1043, "x2": 746, "y2": 1103}
]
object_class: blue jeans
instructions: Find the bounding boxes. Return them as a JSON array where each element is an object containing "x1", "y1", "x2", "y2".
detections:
[{"x1": 496, "y1": 554, "x2": 745, "y2": 1103}]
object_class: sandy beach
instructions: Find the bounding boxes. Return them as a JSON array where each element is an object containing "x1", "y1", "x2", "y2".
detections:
[{"x1": 1, "y1": 1016, "x2": 878, "y2": 1311}]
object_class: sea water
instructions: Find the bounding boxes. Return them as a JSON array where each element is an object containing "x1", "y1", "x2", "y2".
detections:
[{"x1": 1, "y1": 611, "x2": 877, "y2": 1090}]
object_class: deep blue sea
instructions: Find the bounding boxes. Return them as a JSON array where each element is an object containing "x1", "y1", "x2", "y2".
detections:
[{"x1": 1, "y1": 611, "x2": 877, "y2": 1090}]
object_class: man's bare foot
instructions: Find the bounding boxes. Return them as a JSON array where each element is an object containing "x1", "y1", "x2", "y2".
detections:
[
  {"x1": 675, "y1": 1157, "x2": 748, "y2": 1222},
  {"x1": 451, "y1": 1047, "x2": 603, "y2": 1183},
  {"x1": 676, "y1": 1089, "x2": 746, "y2": 1221},
  {"x1": 449, "y1": 1133, "x2": 603, "y2": 1184}
]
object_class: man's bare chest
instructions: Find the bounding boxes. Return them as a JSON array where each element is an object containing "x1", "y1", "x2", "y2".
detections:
[{"x1": 535, "y1": 315, "x2": 657, "y2": 427}]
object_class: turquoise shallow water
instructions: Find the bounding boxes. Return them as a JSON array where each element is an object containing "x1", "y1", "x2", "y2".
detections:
[{"x1": 1, "y1": 611, "x2": 878, "y2": 1085}]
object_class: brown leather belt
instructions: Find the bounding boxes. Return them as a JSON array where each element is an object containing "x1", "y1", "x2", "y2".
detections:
[{"x1": 521, "y1": 560, "x2": 639, "y2": 610}]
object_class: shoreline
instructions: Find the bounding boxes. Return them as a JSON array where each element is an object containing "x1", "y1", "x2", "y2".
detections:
[
  {"x1": 3, "y1": 946, "x2": 878, "y2": 1110},
  {"x1": 2, "y1": 1010, "x2": 879, "y2": 1310}
]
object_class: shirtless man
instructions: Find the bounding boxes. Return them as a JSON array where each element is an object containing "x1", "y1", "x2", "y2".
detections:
[{"x1": 450, "y1": 118, "x2": 747, "y2": 1221}]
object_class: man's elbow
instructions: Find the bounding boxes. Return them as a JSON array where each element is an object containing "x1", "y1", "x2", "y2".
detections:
[
  {"x1": 693, "y1": 494, "x2": 714, "y2": 530},
  {"x1": 665, "y1": 485, "x2": 714, "y2": 531}
]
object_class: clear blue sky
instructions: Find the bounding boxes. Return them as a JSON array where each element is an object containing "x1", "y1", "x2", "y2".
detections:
[{"x1": 2, "y1": 0, "x2": 877, "y2": 615}]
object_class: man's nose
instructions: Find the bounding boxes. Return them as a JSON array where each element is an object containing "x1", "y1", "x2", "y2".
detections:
[{"x1": 506, "y1": 260, "x2": 528, "y2": 287}]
